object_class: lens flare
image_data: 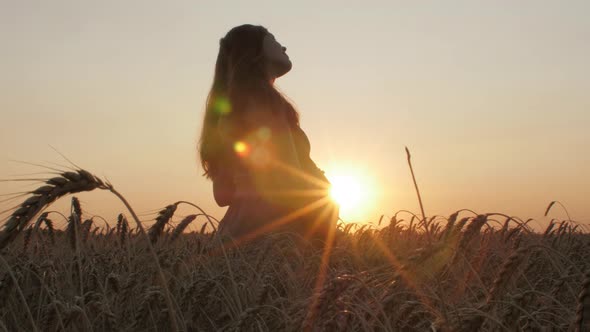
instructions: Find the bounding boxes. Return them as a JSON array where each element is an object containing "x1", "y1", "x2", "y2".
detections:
[
  {"x1": 257, "y1": 126, "x2": 271, "y2": 141},
  {"x1": 214, "y1": 96, "x2": 231, "y2": 115},
  {"x1": 233, "y1": 141, "x2": 250, "y2": 157}
]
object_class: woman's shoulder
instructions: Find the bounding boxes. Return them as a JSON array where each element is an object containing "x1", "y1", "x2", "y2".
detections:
[
  {"x1": 228, "y1": 97, "x2": 283, "y2": 130},
  {"x1": 216, "y1": 101, "x2": 277, "y2": 137}
]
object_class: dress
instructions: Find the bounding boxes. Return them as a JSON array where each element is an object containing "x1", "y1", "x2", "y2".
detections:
[{"x1": 215, "y1": 110, "x2": 340, "y2": 243}]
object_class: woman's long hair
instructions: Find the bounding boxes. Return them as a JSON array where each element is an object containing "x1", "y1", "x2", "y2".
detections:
[{"x1": 198, "y1": 24, "x2": 301, "y2": 180}]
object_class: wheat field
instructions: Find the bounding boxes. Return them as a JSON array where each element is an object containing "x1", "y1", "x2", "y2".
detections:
[{"x1": 0, "y1": 168, "x2": 589, "y2": 331}]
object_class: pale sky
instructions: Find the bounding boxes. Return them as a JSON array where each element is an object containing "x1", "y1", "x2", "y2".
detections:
[{"x1": 1, "y1": 0, "x2": 589, "y2": 231}]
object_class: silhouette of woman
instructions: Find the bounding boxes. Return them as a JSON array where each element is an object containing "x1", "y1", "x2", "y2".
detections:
[{"x1": 198, "y1": 24, "x2": 339, "y2": 245}]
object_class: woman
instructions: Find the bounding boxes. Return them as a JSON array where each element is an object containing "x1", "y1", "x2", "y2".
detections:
[{"x1": 197, "y1": 24, "x2": 339, "y2": 245}]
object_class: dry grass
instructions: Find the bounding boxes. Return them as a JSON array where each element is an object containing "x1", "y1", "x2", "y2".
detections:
[{"x1": 0, "y1": 167, "x2": 589, "y2": 331}]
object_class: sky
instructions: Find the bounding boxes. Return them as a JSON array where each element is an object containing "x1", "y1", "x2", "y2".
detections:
[{"x1": 1, "y1": 0, "x2": 589, "y2": 231}]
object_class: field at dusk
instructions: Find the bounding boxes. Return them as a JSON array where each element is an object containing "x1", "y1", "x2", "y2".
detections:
[
  {"x1": 1, "y1": 1, "x2": 589, "y2": 331},
  {"x1": 0, "y1": 163, "x2": 588, "y2": 331}
]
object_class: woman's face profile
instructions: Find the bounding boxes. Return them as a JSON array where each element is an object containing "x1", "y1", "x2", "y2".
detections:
[{"x1": 262, "y1": 32, "x2": 292, "y2": 80}]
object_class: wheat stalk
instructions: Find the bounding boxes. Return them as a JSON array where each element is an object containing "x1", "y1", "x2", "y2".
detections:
[
  {"x1": 147, "y1": 203, "x2": 179, "y2": 244},
  {"x1": 0, "y1": 255, "x2": 38, "y2": 331},
  {"x1": 0, "y1": 170, "x2": 107, "y2": 249},
  {"x1": 302, "y1": 275, "x2": 354, "y2": 331},
  {"x1": 33, "y1": 213, "x2": 55, "y2": 245},
  {"x1": 117, "y1": 213, "x2": 129, "y2": 246},
  {"x1": 0, "y1": 166, "x2": 183, "y2": 331},
  {"x1": 576, "y1": 270, "x2": 590, "y2": 332},
  {"x1": 405, "y1": 147, "x2": 427, "y2": 228},
  {"x1": 170, "y1": 214, "x2": 197, "y2": 242},
  {"x1": 81, "y1": 218, "x2": 93, "y2": 242},
  {"x1": 461, "y1": 245, "x2": 528, "y2": 331},
  {"x1": 23, "y1": 226, "x2": 33, "y2": 252}
]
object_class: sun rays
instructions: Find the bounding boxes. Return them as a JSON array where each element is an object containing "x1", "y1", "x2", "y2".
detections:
[{"x1": 217, "y1": 127, "x2": 359, "y2": 330}]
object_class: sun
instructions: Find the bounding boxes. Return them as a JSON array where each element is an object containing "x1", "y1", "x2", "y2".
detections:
[
  {"x1": 325, "y1": 167, "x2": 374, "y2": 222},
  {"x1": 329, "y1": 175, "x2": 362, "y2": 208}
]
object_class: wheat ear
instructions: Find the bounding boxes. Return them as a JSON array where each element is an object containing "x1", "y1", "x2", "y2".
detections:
[
  {"x1": 0, "y1": 167, "x2": 183, "y2": 331},
  {"x1": 0, "y1": 169, "x2": 107, "y2": 249}
]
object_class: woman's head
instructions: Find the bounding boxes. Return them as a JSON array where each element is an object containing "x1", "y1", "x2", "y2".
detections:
[
  {"x1": 261, "y1": 32, "x2": 292, "y2": 82},
  {"x1": 217, "y1": 24, "x2": 291, "y2": 88},
  {"x1": 198, "y1": 24, "x2": 300, "y2": 180}
]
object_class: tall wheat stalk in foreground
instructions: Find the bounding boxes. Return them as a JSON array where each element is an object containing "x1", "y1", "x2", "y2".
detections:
[
  {"x1": 405, "y1": 147, "x2": 432, "y2": 242},
  {"x1": 0, "y1": 166, "x2": 183, "y2": 332},
  {"x1": 0, "y1": 169, "x2": 106, "y2": 249}
]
